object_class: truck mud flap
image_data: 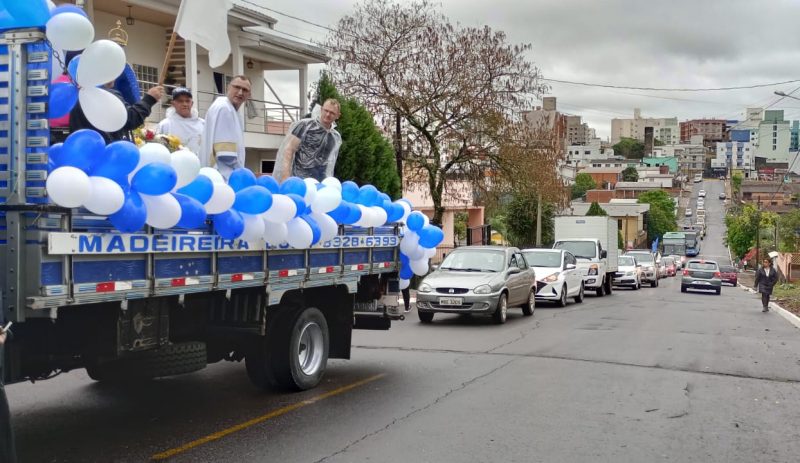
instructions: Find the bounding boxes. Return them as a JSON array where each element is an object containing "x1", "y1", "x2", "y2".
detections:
[{"x1": 353, "y1": 314, "x2": 391, "y2": 330}]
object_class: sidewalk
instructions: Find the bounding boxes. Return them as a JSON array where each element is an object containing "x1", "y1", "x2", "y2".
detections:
[{"x1": 736, "y1": 270, "x2": 800, "y2": 328}]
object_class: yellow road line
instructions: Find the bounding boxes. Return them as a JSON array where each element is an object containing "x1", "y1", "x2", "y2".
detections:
[{"x1": 151, "y1": 373, "x2": 386, "y2": 461}]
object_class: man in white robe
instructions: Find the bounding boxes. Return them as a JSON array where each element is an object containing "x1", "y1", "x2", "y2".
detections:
[
  {"x1": 202, "y1": 75, "x2": 251, "y2": 181},
  {"x1": 156, "y1": 87, "x2": 205, "y2": 155}
]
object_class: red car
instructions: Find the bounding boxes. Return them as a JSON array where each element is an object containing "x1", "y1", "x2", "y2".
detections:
[
  {"x1": 718, "y1": 265, "x2": 738, "y2": 286},
  {"x1": 662, "y1": 257, "x2": 677, "y2": 277}
]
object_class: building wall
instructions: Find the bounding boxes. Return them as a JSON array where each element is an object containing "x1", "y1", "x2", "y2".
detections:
[
  {"x1": 680, "y1": 119, "x2": 726, "y2": 143},
  {"x1": 585, "y1": 190, "x2": 614, "y2": 203},
  {"x1": 584, "y1": 172, "x2": 621, "y2": 188},
  {"x1": 610, "y1": 108, "x2": 680, "y2": 145},
  {"x1": 756, "y1": 110, "x2": 791, "y2": 162},
  {"x1": 713, "y1": 141, "x2": 754, "y2": 175}
]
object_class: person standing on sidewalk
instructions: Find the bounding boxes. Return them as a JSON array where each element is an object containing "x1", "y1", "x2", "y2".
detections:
[{"x1": 754, "y1": 258, "x2": 778, "y2": 312}]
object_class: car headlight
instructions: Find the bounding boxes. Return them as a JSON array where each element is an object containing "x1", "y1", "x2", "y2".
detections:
[
  {"x1": 473, "y1": 284, "x2": 492, "y2": 294},
  {"x1": 587, "y1": 264, "x2": 598, "y2": 275},
  {"x1": 418, "y1": 283, "x2": 432, "y2": 293},
  {"x1": 543, "y1": 272, "x2": 560, "y2": 282}
]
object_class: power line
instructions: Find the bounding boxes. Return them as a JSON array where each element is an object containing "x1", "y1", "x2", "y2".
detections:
[
  {"x1": 237, "y1": 0, "x2": 339, "y2": 34},
  {"x1": 543, "y1": 77, "x2": 800, "y2": 92}
]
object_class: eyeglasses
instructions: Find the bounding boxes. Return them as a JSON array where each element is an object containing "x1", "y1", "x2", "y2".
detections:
[{"x1": 231, "y1": 84, "x2": 251, "y2": 94}]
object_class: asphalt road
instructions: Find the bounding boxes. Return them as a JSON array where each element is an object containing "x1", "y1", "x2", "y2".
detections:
[{"x1": 8, "y1": 179, "x2": 800, "y2": 462}]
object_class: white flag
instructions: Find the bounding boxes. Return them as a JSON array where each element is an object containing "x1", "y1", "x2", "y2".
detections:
[{"x1": 174, "y1": 0, "x2": 233, "y2": 68}]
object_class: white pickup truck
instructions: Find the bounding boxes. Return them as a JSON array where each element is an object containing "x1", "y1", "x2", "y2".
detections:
[{"x1": 552, "y1": 216, "x2": 619, "y2": 297}]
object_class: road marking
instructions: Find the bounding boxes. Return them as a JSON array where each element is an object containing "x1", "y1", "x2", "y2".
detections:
[{"x1": 151, "y1": 373, "x2": 386, "y2": 461}]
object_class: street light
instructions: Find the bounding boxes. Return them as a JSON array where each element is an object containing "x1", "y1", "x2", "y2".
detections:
[{"x1": 775, "y1": 91, "x2": 800, "y2": 101}]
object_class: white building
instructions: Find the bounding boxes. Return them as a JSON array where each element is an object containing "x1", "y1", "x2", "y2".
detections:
[
  {"x1": 566, "y1": 138, "x2": 610, "y2": 163},
  {"x1": 610, "y1": 108, "x2": 680, "y2": 145},
  {"x1": 83, "y1": 0, "x2": 328, "y2": 176},
  {"x1": 653, "y1": 135, "x2": 706, "y2": 176},
  {"x1": 755, "y1": 110, "x2": 791, "y2": 162},
  {"x1": 712, "y1": 141, "x2": 755, "y2": 177}
]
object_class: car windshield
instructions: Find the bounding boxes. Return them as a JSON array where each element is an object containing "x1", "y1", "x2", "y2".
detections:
[
  {"x1": 618, "y1": 256, "x2": 636, "y2": 266},
  {"x1": 688, "y1": 262, "x2": 717, "y2": 270},
  {"x1": 440, "y1": 250, "x2": 505, "y2": 272},
  {"x1": 553, "y1": 241, "x2": 596, "y2": 259},
  {"x1": 663, "y1": 258, "x2": 674, "y2": 265},
  {"x1": 522, "y1": 251, "x2": 562, "y2": 267},
  {"x1": 719, "y1": 266, "x2": 735, "y2": 273},
  {"x1": 627, "y1": 252, "x2": 653, "y2": 264}
]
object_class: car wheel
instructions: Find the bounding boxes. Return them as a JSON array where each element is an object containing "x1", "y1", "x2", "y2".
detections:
[
  {"x1": 558, "y1": 285, "x2": 568, "y2": 307},
  {"x1": 418, "y1": 311, "x2": 434, "y2": 323},
  {"x1": 681, "y1": 285, "x2": 687, "y2": 293},
  {"x1": 651, "y1": 279, "x2": 657, "y2": 288},
  {"x1": 574, "y1": 283, "x2": 585, "y2": 303},
  {"x1": 715, "y1": 288, "x2": 721, "y2": 295},
  {"x1": 493, "y1": 293, "x2": 508, "y2": 324},
  {"x1": 522, "y1": 289, "x2": 535, "y2": 316}
]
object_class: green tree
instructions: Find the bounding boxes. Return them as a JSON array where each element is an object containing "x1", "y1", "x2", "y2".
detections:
[
  {"x1": 613, "y1": 137, "x2": 645, "y2": 159},
  {"x1": 618, "y1": 230, "x2": 625, "y2": 250},
  {"x1": 621, "y1": 166, "x2": 639, "y2": 182},
  {"x1": 731, "y1": 172, "x2": 743, "y2": 197},
  {"x1": 453, "y1": 212, "x2": 468, "y2": 242},
  {"x1": 777, "y1": 209, "x2": 800, "y2": 252},
  {"x1": 502, "y1": 192, "x2": 555, "y2": 247},
  {"x1": 586, "y1": 201, "x2": 608, "y2": 216},
  {"x1": 724, "y1": 203, "x2": 758, "y2": 258},
  {"x1": 572, "y1": 172, "x2": 597, "y2": 199},
  {"x1": 638, "y1": 190, "x2": 677, "y2": 245},
  {"x1": 314, "y1": 72, "x2": 402, "y2": 198}
]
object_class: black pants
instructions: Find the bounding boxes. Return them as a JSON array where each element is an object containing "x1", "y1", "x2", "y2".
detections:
[
  {"x1": 402, "y1": 287, "x2": 410, "y2": 311},
  {"x1": 761, "y1": 292, "x2": 770, "y2": 309},
  {"x1": 0, "y1": 384, "x2": 16, "y2": 463}
]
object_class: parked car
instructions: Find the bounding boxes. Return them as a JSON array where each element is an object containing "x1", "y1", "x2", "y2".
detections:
[
  {"x1": 681, "y1": 259, "x2": 722, "y2": 295},
  {"x1": 668, "y1": 254, "x2": 685, "y2": 269},
  {"x1": 625, "y1": 250, "x2": 659, "y2": 287},
  {"x1": 657, "y1": 257, "x2": 668, "y2": 278},
  {"x1": 719, "y1": 265, "x2": 738, "y2": 286},
  {"x1": 522, "y1": 248, "x2": 584, "y2": 306},
  {"x1": 719, "y1": 192, "x2": 727, "y2": 200},
  {"x1": 662, "y1": 256, "x2": 677, "y2": 277},
  {"x1": 698, "y1": 189, "x2": 706, "y2": 198},
  {"x1": 416, "y1": 246, "x2": 536, "y2": 324},
  {"x1": 685, "y1": 209, "x2": 693, "y2": 217},
  {"x1": 613, "y1": 255, "x2": 641, "y2": 289}
]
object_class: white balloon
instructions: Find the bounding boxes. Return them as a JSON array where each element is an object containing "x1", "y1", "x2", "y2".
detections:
[
  {"x1": 141, "y1": 194, "x2": 181, "y2": 229},
  {"x1": 46, "y1": 12, "x2": 94, "y2": 51},
  {"x1": 171, "y1": 149, "x2": 201, "y2": 189},
  {"x1": 135, "y1": 143, "x2": 172, "y2": 174},
  {"x1": 198, "y1": 166, "x2": 226, "y2": 184},
  {"x1": 303, "y1": 178, "x2": 318, "y2": 205},
  {"x1": 321, "y1": 177, "x2": 342, "y2": 191},
  {"x1": 410, "y1": 258, "x2": 429, "y2": 276},
  {"x1": 369, "y1": 206, "x2": 388, "y2": 227},
  {"x1": 78, "y1": 87, "x2": 126, "y2": 133},
  {"x1": 424, "y1": 247, "x2": 437, "y2": 258},
  {"x1": 354, "y1": 205, "x2": 373, "y2": 227},
  {"x1": 399, "y1": 232, "x2": 420, "y2": 256},
  {"x1": 262, "y1": 194, "x2": 296, "y2": 223},
  {"x1": 285, "y1": 217, "x2": 313, "y2": 248},
  {"x1": 204, "y1": 182, "x2": 235, "y2": 214},
  {"x1": 83, "y1": 176, "x2": 125, "y2": 215},
  {"x1": 262, "y1": 220, "x2": 288, "y2": 245},
  {"x1": 311, "y1": 212, "x2": 338, "y2": 243},
  {"x1": 311, "y1": 186, "x2": 342, "y2": 214},
  {"x1": 408, "y1": 244, "x2": 426, "y2": 261},
  {"x1": 422, "y1": 214, "x2": 430, "y2": 228},
  {"x1": 240, "y1": 213, "x2": 265, "y2": 243},
  {"x1": 46, "y1": 166, "x2": 90, "y2": 208},
  {"x1": 397, "y1": 200, "x2": 412, "y2": 223},
  {"x1": 399, "y1": 278, "x2": 411, "y2": 290},
  {"x1": 76, "y1": 39, "x2": 126, "y2": 88}
]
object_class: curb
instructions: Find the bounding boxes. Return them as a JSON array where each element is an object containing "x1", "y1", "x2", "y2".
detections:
[{"x1": 738, "y1": 284, "x2": 800, "y2": 330}]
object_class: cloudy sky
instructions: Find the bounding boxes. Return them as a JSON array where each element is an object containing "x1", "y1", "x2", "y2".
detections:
[{"x1": 261, "y1": 0, "x2": 800, "y2": 140}]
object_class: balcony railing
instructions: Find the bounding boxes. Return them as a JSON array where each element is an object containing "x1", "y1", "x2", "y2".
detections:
[{"x1": 138, "y1": 81, "x2": 300, "y2": 136}]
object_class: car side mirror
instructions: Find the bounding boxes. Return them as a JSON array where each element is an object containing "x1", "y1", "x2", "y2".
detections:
[
  {"x1": 507, "y1": 267, "x2": 521, "y2": 275},
  {"x1": 600, "y1": 249, "x2": 607, "y2": 258},
  {"x1": 565, "y1": 263, "x2": 577, "y2": 270}
]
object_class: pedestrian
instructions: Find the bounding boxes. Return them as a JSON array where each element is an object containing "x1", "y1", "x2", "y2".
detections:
[
  {"x1": 0, "y1": 315, "x2": 17, "y2": 463},
  {"x1": 69, "y1": 81, "x2": 164, "y2": 144},
  {"x1": 156, "y1": 87, "x2": 205, "y2": 155},
  {"x1": 202, "y1": 75, "x2": 251, "y2": 181},
  {"x1": 272, "y1": 98, "x2": 342, "y2": 182},
  {"x1": 753, "y1": 258, "x2": 778, "y2": 312}
]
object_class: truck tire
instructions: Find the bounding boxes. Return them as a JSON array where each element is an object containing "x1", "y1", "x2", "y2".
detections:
[
  {"x1": 604, "y1": 276, "x2": 613, "y2": 295},
  {"x1": 595, "y1": 278, "x2": 604, "y2": 297},
  {"x1": 247, "y1": 306, "x2": 329, "y2": 392},
  {"x1": 86, "y1": 341, "x2": 207, "y2": 382}
]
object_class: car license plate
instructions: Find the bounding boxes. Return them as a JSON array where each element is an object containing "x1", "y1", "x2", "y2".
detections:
[
  {"x1": 438, "y1": 297, "x2": 463, "y2": 306},
  {"x1": 693, "y1": 280, "x2": 709, "y2": 285}
]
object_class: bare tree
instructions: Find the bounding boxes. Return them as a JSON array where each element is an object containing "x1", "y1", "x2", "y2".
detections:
[{"x1": 327, "y1": 0, "x2": 548, "y2": 225}]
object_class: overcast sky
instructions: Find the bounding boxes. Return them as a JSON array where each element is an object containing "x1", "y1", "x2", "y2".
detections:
[{"x1": 261, "y1": 0, "x2": 800, "y2": 140}]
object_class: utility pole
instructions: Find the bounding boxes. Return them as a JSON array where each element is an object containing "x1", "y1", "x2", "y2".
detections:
[
  {"x1": 535, "y1": 192, "x2": 542, "y2": 246},
  {"x1": 755, "y1": 199, "x2": 761, "y2": 263}
]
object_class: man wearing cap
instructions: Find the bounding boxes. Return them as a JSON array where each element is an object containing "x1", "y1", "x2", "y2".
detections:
[
  {"x1": 202, "y1": 75, "x2": 251, "y2": 181},
  {"x1": 156, "y1": 87, "x2": 205, "y2": 155}
]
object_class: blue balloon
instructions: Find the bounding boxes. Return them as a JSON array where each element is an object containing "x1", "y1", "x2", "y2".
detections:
[
  {"x1": 379, "y1": 192, "x2": 391, "y2": 203},
  {"x1": 407, "y1": 211, "x2": 426, "y2": 231},
  {"x1": 358, "y1": 185, "x2": 379, "y2": 206},
  {"x1": 228, "y1": 168, "x2": 257, "y2": 192},
  {"x1": 399, "y1": 262, "x2": 414, "y2": 279},
  {"x1": 62, "y1": 129, "x2": 104, "y2": 172},
  {"x1": 48, "y1": 143, "x2": 65, "y2": 169},
  {"x1": 51, "y1": 5, "x2": 89, "y2": 17},
  {"x1": 256, "y1": 175, "x2": 280, "y2": 193},
  {"x1": 47, "y1": 158, "x2": 56, "y2": 173},
  {"x1": 131, "y1": 163, "x2": 178, "y2": 195},
  {"x1": 343, "y1": 202, "x2": 362, "y2": 225},
  {"x1": 67, "y1": 54, "x2": 80, "y2": 82},
  {"x1": 280, "y1": 176, "x2": 307, "y2": 196},
  {"x1": 301, "y1": 214, "x2": 321, "y2": 245},
  {"x1": 398, "y1": 198, "x2": 414, "y2": 208},
  {"x1": 341, "y1": 181, "x2": 359, "y2": 202},
  {"x1": 108, "y1": 190, "x2": 146, "y2": 233},
  {"x1": 177, "y1": 175, "x2": 214, "y2": 204},
  {"x1": 213, "y1": 210, "x2": 244, "y2": 239},
  {"x1": 49, "y1": 82, "x2": 78, "y2": 119},
  {"x1": 93, "y1": 141, "x2": 140, "y2": 181},
  {"x1": 418, "y1": 225, "x2": 445, "y2": 248},
  {"x1": 285, "y1": 193, "x2": 306, "y2": 218},
  {"x1": 386, "y1": 203, "x2": 404, "y2": 223},
  {"x1": 173, "y1": 193, "x2": 207, "y2": 229},
  {"x1": 233, "y1": 186, "x2": 273, "y2": 214},
  {"x1": 400, "y1": 252, "x2": 410, "y2": 265},
  {"x1": 0, "y1": 0, "x2": 50, "y2": 31},
  {"x1": 327, "y1": 201, "x2": 351, "y2": 223}
]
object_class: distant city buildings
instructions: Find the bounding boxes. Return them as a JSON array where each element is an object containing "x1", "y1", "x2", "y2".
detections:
[
  {"x1": 679, "y1": 119, "x2": 726, "y2": 143},
  {"x1": 610, "y1": 108, "x2": 679, "y2": 145}
]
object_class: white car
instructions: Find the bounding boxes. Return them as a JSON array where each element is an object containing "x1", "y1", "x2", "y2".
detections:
[
  {"x1": 698, "y1": 190, "x2": 706, "y2": 198},
  {"x1": 613, "y1": 255, "x2": 641, "y2": 289},
  {"x1": 521, "y1": 248, "x2": 585, "y2": 307},
  {"x1": 685, "y1": 209, "x2": 693, "y2": 217}
]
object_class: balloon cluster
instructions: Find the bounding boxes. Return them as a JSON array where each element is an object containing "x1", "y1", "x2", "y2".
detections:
[
  {"x1": 45, "y1": 132, "x2": 445, "y2": 284},
  {"x1": 46, "y1": 5, "x2": 130, "y2": 132}
]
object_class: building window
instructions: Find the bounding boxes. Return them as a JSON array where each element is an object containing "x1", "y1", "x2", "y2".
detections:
[
  {"x1": 132, "y1": 63, "x2": 158, "y2": 90},
  {"x1": 260, "y1": 160, "x2": 275, "y2": 174}
]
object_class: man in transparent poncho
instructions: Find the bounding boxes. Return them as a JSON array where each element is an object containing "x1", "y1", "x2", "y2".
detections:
[{"x1": 273, "y1": 99, "x2": 342, "y2": 182}]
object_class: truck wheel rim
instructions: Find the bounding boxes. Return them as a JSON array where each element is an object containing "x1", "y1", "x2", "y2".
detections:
[{"x1": 297, "y1": 321, "x2": 324, "y2": 376}]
